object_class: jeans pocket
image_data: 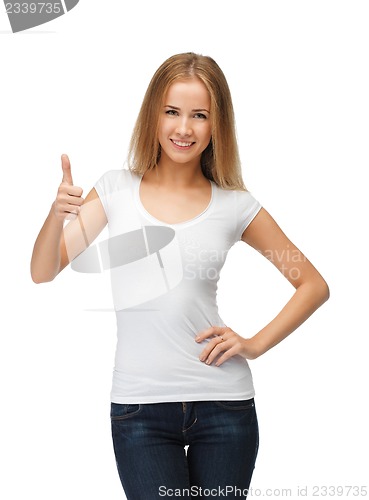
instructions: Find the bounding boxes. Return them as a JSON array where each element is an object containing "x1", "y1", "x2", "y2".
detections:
[
  {"x1": 110, "y1": 402, "x2": 142, "y2": 421},
  {"x1": 214, "y1": 398, "x2": 255, "y2": 411}
]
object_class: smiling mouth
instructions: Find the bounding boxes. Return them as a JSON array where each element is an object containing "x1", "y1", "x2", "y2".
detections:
[{"x1": 171, "y1": 139, "x2": 195, "y2": 149}]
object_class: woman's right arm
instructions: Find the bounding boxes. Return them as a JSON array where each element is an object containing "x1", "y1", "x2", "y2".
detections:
[{"x1": 30, "y1": 154, "x2": 107, "y2": 283}]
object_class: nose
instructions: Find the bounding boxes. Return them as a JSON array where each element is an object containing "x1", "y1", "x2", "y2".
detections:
[{"x1": 175, "y1": 116, "x2": 192, "y2": 137}]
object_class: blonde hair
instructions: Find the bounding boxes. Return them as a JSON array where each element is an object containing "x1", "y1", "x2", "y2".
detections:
[{"x1": 128, "y1": 52, "x2": 246, "y2": 191}]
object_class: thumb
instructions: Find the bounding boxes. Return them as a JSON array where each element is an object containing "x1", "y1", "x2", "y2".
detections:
[{"x1": 61, "y1": 154, "x2": 73, "y2": 185}]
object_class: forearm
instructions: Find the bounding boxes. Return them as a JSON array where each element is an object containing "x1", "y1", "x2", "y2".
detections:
[
  {"x1": 30, "y1": 203, "x2": 64, "y2": 283},
  {"x1": 249, "y1": 278, "x2": 330, "y2": 358}
]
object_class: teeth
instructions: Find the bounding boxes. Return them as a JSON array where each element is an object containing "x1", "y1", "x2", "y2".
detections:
[{"x1": 173, "y1": 140, "x2": 193, "y2": 147}]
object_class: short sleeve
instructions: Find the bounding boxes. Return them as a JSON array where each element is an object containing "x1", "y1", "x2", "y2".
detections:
[
  {"x1": 93, "y1": 169, "x2": 124, "y2": 220},
  {"x1": 234, "y1": 189, "x2": 262, "y2": 241}
]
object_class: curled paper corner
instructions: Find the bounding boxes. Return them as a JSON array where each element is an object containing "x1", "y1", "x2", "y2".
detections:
[{"x1": 4, "y1": 0, "x2": 80, "y2": 33}]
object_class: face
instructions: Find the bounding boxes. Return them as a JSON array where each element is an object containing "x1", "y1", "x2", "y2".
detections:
[{"x1": 157, "y1": 78, "x2": 212, "y2": 169}]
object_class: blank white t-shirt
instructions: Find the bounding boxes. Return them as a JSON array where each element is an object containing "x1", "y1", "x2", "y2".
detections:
[{"x1": 93, "y1": 168, "x2": 262, "y2": 404}]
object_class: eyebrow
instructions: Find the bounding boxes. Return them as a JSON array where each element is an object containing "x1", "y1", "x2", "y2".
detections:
[{"x1": 164, "y1": 105, "x2": 210, "y2": 113}]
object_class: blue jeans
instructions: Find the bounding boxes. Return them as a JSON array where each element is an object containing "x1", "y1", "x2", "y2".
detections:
[{"x1": 110, "y1": 399, "x2": 259, "y2": 499}]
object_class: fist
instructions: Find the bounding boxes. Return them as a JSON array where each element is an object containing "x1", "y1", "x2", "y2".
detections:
[{"x1": 53, "y1": 154, "x2": 84, "y2": 221}]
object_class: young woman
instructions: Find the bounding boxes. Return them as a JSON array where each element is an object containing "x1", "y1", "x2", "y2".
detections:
[{"x1": 31, "y1": 52, "x2": 329, "y2": 499}]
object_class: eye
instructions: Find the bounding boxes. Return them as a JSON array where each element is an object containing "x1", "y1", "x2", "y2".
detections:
[
  {"x1": 165, "y1": 109, "x2": 178, "y2": 116},
  {"x1": 194, "y1": 113, "x2": 207, "y2": 119}
]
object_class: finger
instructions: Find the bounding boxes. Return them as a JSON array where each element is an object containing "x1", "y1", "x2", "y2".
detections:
[
  {"x1": 66, "y1": 203, "x2": 82, "y2": 214},
  {"x1": 66, "y1": 185, "x2": 83, "y2": 197},
  {"x1": 61, "y1": 154, "x2": 73, "y2": 185},
  {"x1": 56, "y1": 196, "x2": 84, "y2": 212},
  {"x1": 58, "y1": 184, "x2": 84, "y2": 199},
  {"x1": 199, "y1": 337, "x2": 228, "y2": 363},
  {"x1": 195, "y1": 326, "x2": 228, "y2": 342},
  {"x1": 64, "y1": 204, "x2": 81, "y2": 217},
  {"x1": 203, "y1": 342, "x2": 230, "y2": 366},
  {"x1": 67, "y1": 194, "x2": 84, "y2": 206},
  {"x1": 214, "y1": 346, "x2": 239, "y2": 367}
]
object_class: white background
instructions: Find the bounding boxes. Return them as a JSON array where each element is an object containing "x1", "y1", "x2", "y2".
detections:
[{"x1": 1, "y1": 1, "x2": 368, "y2": 498}]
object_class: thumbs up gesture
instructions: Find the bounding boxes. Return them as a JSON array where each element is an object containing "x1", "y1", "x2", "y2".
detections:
[{"x1": 53, "y1": 154, "x2": 84, "y2": 221}]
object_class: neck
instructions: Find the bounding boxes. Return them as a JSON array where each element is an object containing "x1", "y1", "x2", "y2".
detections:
[{"x1": 152, "y1": 156, "x2": 206, "y2": 189}]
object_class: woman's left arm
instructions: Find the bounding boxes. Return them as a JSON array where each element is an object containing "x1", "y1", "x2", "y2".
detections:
[{"x1": 196, "y1": 208, "x2": 330, "y2": 366}]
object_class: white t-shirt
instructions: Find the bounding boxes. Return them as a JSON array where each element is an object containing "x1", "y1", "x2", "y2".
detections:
[{"x1": 93, "y1": 168, "x2": 262, "y2": 404}]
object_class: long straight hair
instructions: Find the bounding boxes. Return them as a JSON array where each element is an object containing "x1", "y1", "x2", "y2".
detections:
[{"x1": 128, "y1": 52, "x2": 246, "y2": 191}]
